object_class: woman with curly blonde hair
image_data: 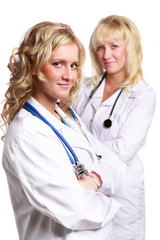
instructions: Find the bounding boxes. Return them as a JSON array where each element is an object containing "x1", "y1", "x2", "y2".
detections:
[
  {"x1": 73, "y1": 15, "x2": 156, "y2": 240},
  {"x1": 1, "y1": 21, "x2": 126, "y2": 240},
  {"x1": 1, "y1": 21, "x2": 85, "y2": 127}
]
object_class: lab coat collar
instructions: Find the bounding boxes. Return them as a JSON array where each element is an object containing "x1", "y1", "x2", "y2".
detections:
[
  {"x1": 24, "y1": 98, "x2": 96, "y2": 175},
  {"x1": 27, "y1": 97, "x2": 84, "y2": 133},
  {"x1": 90, "y1": 79, "x2": 123, "y2": 108},
  {"x1": 84, "y1": 78, "x2": 123, "y2": 107},
  {"x1": 27, "y1": 97, "x2": 64, "y2": 131},
  {"x1": 88, "y1": 78, "x2": 145, "y2": 110},
  {"x1": 126, "y1": 79, "x2": 146, "y2": 99},
  {"x1": 101, "y1": 80, "x2": 144, "y2": 107},
  {"x1": 27, "y1": 97, "x2": 92, "y2": 151},
  {"x1": 54, "y1": 104, "x2": 79, "y2": 131}
]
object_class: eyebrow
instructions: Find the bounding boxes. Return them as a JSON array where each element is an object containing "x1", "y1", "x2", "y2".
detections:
[{"x1": 106, "y1": 39, "x2": 123, "y2": 43}]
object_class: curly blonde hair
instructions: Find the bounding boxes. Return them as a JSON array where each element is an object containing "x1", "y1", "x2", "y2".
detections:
[
  {"x1": 1, "y1": 21, "x2": 85, "y2": 131},
  {"x1": 89, "y1": 15, "x2": 144, "y2": 87}
]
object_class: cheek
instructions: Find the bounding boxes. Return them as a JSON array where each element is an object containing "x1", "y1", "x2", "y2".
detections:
[
  {"x1": 117, "y1": 49, "x2": 126, "y2": 66},
  {"x1": 73, "y1": 71, "x2": 78, "y2": 83},
  {"x1": 121, "y1": 48, "x2": 127, "y2": 62},
  {"x1": 41, "y1": 64, "x2": 58, "y2": 81},
  {"x1": 121, "y1": 54, "x2": 127, "y2": 67},
  {"x1": 42, "y1": 67, "x2": 53, "y2": 80},
  {"x1": 97, "y1": 53, "x2": 103, "y2": 65}
]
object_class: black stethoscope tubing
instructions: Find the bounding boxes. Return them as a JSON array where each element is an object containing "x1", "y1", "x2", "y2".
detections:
[
  {"x1": 80, "y1": 73, "x2": 124, "y2": 128},
  {"x1": 103, "y1": 87, "x2": 123, "y2": 128},
  {"x1": 80, "y1": 73, "x2": 106, "y2": 117}
]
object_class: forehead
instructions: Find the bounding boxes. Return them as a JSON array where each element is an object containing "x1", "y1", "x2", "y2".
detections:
[
  {"x1": 95, "y1": 26, "x2": 125, "y2": 46},
  {"x1": 50, "y1": 43, "x2": 79, "y2": 61},
  {"x1": 103, "y1": 33, "x2": 124, "y2": 44}
]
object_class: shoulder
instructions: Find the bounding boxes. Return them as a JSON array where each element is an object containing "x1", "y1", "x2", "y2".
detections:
[
  {"x1": 5, "y1": 108, "x2": 52, "y2": 145},
  {"x1": 78, "y1": 76, "x2": 97, "y2": 99},
  {"x1": 128, "y1": 79, "x2": 156, "y2": 101},
  {"x1": 79, "y1": 76, "x2": 93, "y2": 91}
]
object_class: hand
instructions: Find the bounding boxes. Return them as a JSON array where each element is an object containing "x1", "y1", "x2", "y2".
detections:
[{"x1": 78, "y1": 172, "x2": 102, "y2": 192}]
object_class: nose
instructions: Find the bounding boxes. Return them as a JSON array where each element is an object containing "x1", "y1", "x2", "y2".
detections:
[
  {"x1": 63, "y1": 66, "x2": 74, "y2": 81},
  {"x1": 103, "y1": 46, "x2": 111, "y2": 60}
]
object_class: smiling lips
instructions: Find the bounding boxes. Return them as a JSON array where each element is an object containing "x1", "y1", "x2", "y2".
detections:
[
  {"x1": 58, "y1": 83, "x2": 71, "y2": 88},
  {"x1": 104, "y1": 61, "x2": 116, "y2": 66}
]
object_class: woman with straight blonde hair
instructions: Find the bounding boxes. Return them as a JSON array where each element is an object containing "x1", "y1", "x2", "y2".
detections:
[
  {"x1": 73, "y1": 15, "x2": 156, "y2": 239},
  {"x1": 1, "y1": 21, "x2": 126, "y2": 240}
]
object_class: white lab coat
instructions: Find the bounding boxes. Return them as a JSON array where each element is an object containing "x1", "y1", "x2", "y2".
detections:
[
  {"x1": 2, "y1": 97, "x2": 126, "y2": 240},
  {"x1": 73, "y1": 78, "x2": 156, "y2": 240}
]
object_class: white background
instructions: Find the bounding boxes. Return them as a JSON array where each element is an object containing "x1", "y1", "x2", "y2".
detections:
[{"x1": 0, "y1": 0, "x2": 160, "y2": 239}]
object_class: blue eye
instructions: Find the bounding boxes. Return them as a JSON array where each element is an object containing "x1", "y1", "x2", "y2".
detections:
[
  {"x1": 97, "y1": 46, "x2": 104, "y2": 51},
  {"x1": 111, "y1": 45, "x2": 118, "y2": 49}
]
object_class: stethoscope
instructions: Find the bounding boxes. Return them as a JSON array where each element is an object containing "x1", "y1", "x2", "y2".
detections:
[
  {"x1": 80, "y1": 73, "x2": 124, "y2": 129},
  {"x1": 23, "y1": 102, "x2": 89, "y2": 179}
]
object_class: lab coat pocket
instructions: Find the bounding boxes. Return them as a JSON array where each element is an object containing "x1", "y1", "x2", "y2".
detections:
[{"x1": 107, "y1": 113, "x2": 123, "y2": 140}]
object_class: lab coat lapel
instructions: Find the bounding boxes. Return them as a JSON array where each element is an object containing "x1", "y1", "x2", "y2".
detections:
[
  {"x1": 55, "y1": 106, "x2": 94, "y2": 153},
  {"x1": 90, "y1": 84, "x2": 124, "y2": 111},
  {"x1": 89, "y1": 80, "x2": 105, "y2": 109},
  {"x1": 27, "y1": 97, "x2": 64, "y2": 131},
  {"x1": 27, "y1": 97, "x2": 95, "y2": 160},
  {"x1": 102, "y1": 89, "x2": 123, "y2": 106},
  {"x1": 56, "y1": 108, "x2": 99, "y2": 168}
]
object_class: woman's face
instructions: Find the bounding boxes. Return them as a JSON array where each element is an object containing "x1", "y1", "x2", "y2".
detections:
[
  {"x1": 33, "y1": 43, "x2": 79, "y2": 111},
  {"x1": 96, "y1": 38, "x2": 126, "y2": 78}
]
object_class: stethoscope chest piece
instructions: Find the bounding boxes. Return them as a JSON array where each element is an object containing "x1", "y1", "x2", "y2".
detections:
[
  {"x1": 103, "y1": 87, "x2": 124, "y2": 128},
  {"x1": 103, "y1": 119, "x2": 112, "y2": 128}
]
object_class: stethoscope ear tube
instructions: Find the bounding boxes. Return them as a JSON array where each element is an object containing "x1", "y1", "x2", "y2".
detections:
[{"x1": 80, "y1": 73, "x2": 107, "y2": 118}]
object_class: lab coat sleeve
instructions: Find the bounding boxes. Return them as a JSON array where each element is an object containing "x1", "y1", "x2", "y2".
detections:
[
  {"x1": 4, "y1": 118, "x2": 120, "y2": 231},
  {"x1": 76, "y1": 117, "x2": 127, "y2": 195},
  {"x1": 104, "y1": 89, "x2": 156, "y2": 165},
  {"x1": 92, "y1": 145, "x2": 127, "y2": 195}
]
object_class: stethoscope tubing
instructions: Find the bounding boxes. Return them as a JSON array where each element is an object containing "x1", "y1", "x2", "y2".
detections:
[
  {"x1": 80, "y1": 73, "x2": 106, "y2": 118},
  {"x1": 80, "y1": 73, "x2": 124, "y2": 128},
  {"x1": 23, "y1": 102, "x2": 79, "y2": 165}
]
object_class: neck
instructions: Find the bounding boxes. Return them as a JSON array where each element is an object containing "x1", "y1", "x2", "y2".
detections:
[
  {"x1": 106, "y1": 72, "x2": 125, "y2": 89},
  {"x1": 32, "y1": 93, "x2": 59, "y2": 118},
  {"x1": 101, "y1": 73, "x2": 125, "y2": 103}
]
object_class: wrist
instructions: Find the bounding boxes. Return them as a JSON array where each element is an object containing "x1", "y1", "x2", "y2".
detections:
[{"x1": 89, "y1": 174, "x2": 101, "y2": 191}]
